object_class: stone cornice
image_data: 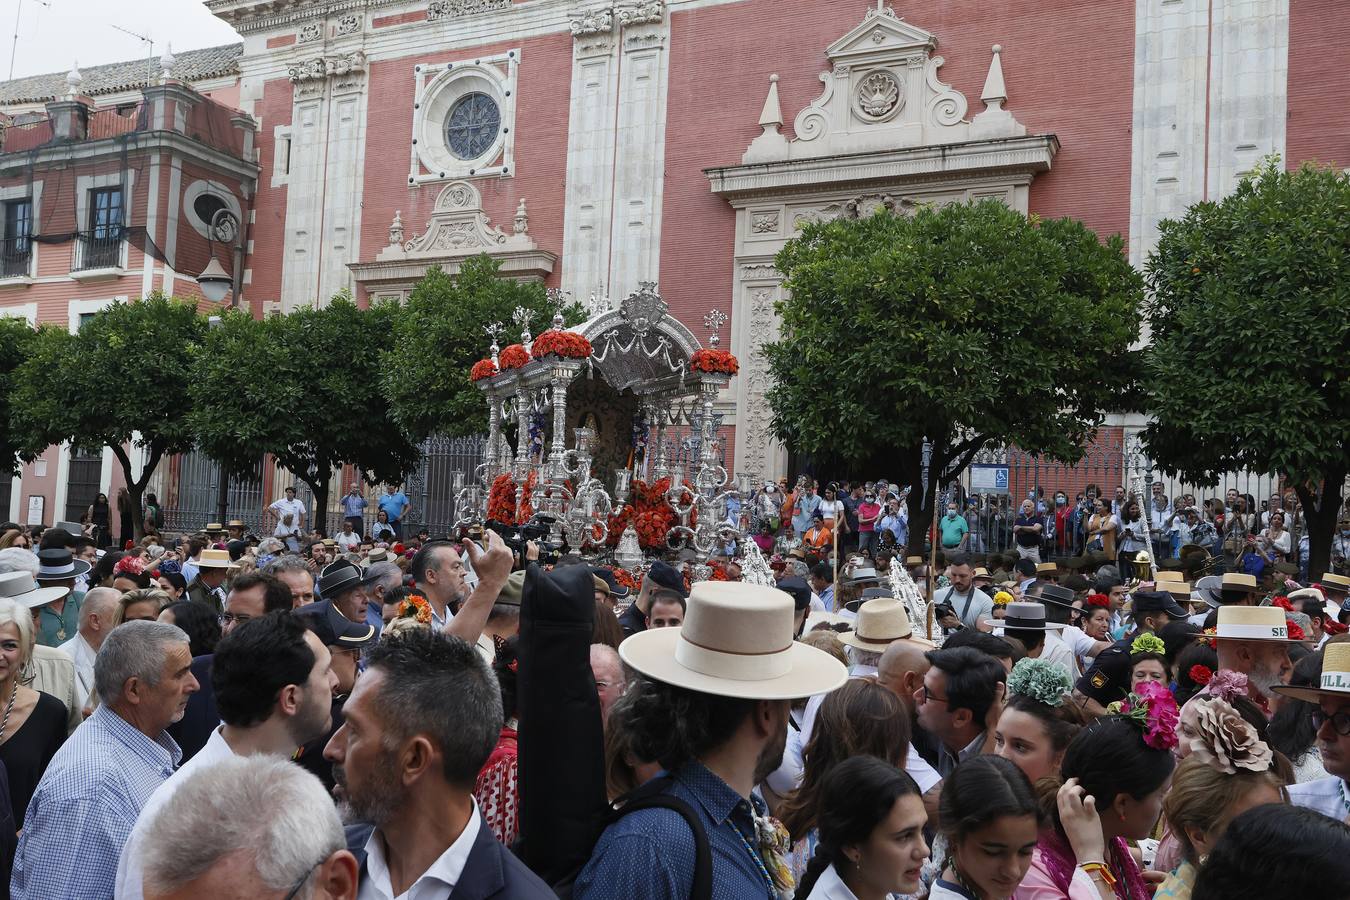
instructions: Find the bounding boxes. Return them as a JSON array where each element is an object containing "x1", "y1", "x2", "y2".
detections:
[
  {"x1": 0, "y1": 130, "x2": 261, "y2": 182},
  {"x1": 705, "y1": 134, "x2": 1059, "y2": 202},
  {"x1": 348, "y1": 248, "x2": 557, "y2": 288}
]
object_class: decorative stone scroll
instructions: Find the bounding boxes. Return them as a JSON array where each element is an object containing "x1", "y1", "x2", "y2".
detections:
[
  {"x1": 427, "y1": 0, "x2": 510, "y2": 20},
  {"x1": 287, "y1": 50, "x2": 367, "y2": 83}
]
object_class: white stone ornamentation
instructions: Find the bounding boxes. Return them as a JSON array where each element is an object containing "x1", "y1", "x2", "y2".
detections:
[
  {"x1": 388, "y1": 210, "x2": 405, "y2": 247},
  {"x1": 337, "y1": 14, "x2": 361, "y2": 35},
  {"x1": 376, "y1": 181, "x2": 541, "y2": 261},
  {"x1": 298, "y1": 21, "x2": 323, "y2": 43},
  {"x1": 427, "y1": 0, "x2": 509, "y2": 20},
  {"x1": 513, "y1": 198, "x2": 529, "y2": 235},
  {"x1": 751, "y1": 212, "x2": 779, "y2": 234},
  {"x1": 855, "y1": 69, "x2": 902, "y2": 119},
  {"x1": 570, "y1": 7, "x2": 614, "y2": 37},
  {"x1": 615, "y1": 0, "x2": 663, "y2": 27}
]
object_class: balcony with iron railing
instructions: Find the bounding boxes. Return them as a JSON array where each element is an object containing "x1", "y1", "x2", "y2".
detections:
[
  {"x1": 0, "y1": 237, "x2": 31, "y2": 278},
  {"x1": 72, "y1": 229, "x2": 124, "y2": 273}
]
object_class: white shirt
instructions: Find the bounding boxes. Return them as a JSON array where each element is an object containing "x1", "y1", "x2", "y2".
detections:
[
  {"x1": 57, "y1": 632, "x2": 96, "y2": 713},
  {"x1": 269, "y1": 497, "x2": 306, "y2": 536},
  {"x1": 115, "y1": 727, "x2": 236, "y2": 899},
  {"x1": 800, "y1": 686, "x2": 940, "y2": 795},
  {"x1": 337, "y1": 531, "x2": 362, "y2": 552},
  {"x1": 807, "y1": 862, "x2": 903, "y2": 900},
  {"x1": 360, "y1": 800, "x2": 481, "y2": 900},
  {"x1": 817, "y1": 498, "x2": 844, "y2": 525},
  {"x1": 1288, "y1": 776, "x2": 1350, "y2": 822},
  {"x1": 1037, "y1": 630, "x2": 1080, "y2": 679}
]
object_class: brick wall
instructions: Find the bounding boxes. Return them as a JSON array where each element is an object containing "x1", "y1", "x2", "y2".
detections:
[{"x1": 1287, "y1": 0, "x2": 1350, "y2": 168}]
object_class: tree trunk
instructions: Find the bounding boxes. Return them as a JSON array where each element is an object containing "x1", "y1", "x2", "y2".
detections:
[
  {"x1": 310, "y1": 470, "x2": 331, "y2": 537},
  {"x1": 215, "y1": 460, "x2": 230, "y2": 525},
  {"x1": 1295, "y1": 466, "x2": 1346, "y2": 580},
  {"x1": 110, "y1": 442, "x2": 164, "y2": 543}
]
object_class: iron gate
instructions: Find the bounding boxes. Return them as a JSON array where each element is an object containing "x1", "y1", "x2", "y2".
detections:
[
  {"x1": 64, "y1": 446, "x2": 103, "y2": 523},
  {"x1": 403, "y1": 434, "x2": 488, "y2": 537},
  {"x1": 156, "y1": 450, "x2": 266, "y2": 535}
]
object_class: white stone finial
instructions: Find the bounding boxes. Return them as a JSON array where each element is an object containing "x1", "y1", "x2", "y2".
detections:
[
  {"x1": 513, "y1": 198, "x2": 529, "y2": 235},
  {"x1": 743, "y1": 74, "x2": 790, "y2": 163},
  {"x1": 388, "y1": 210, "x2": 404, "y2": 246},
  {"x1": 980, "y1": 44, "x2": 1007, "y2": 109},
  {"x1": 159, "y1": 43, "x2": 176, "y2": 83},
  {"x1": 65, "y1": 62, "x2": 82, "y2": 99}
]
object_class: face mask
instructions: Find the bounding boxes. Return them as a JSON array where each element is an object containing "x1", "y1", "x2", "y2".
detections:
[
  {"x1": 1342, "y1": 530, "x2": 1350, "y2": 537},
  {"x1": 1056, "y1": 496, "x2": 1066, "y2": 505},
  {"x1": 947, "y1": 508, "x2": 958, "y2": 516}
]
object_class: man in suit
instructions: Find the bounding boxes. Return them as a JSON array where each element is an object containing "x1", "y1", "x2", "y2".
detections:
[{"x1": 326, "y1": 627, "x2": 553, "y2": 899}]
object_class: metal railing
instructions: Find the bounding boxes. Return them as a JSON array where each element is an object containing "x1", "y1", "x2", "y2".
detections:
[
  {"x1": 73, "y1": 230, "x2": 123, "y2": 271},
  {"x1": 0, "y1": 237, "x2": 31, "y2": 277}
]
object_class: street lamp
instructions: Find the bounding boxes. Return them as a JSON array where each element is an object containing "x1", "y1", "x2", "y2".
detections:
[{"x1": 196, "y1": 208, "x2": 244, "y2": 308}]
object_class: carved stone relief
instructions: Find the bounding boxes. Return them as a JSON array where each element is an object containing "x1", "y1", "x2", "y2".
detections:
[
  {"x1": 427, "y1": 0, "x2": 510, "y2": 21},
  {"x1": 298, "y1": 21, "x2": 323, "y2": 43},
  {"x1": 615, "y1": 0, "x2": 664, "y2": 27},
  {"x1": 336, "y1": 14, "x2": 361, "y2": 34},
  {"x1": 376, "y1": 181, "x2": 541, "y2": 261},
  {"x1": 750, "y1": 212, "x2": 779, "y2": 234},
  {"x1": 855, "y1": 70, "x2": 902, "y2": 120},
  {"x1": 287, "y1": 51, "x2": 366, "y2": 84},
  {"x1": 570, "y1": 7, "x2": 614, "y2": 37}
]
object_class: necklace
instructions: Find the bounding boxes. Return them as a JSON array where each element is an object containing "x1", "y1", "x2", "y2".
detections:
[
  {"x1": 0, "y1": 681, "x2": 18, "y2": 744},
  {"x1": 730, "y1": 812, "x2": 776, "y2": 899}
]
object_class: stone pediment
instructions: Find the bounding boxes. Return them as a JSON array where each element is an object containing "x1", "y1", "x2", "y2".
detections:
[{"x1": 741, "y1": 3, "x2": 1027, "y2": 164}]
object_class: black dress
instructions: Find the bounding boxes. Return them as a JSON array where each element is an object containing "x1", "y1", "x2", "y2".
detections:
[{"x1": 0, "y1": 692, "x2": 68, "y2": 829}]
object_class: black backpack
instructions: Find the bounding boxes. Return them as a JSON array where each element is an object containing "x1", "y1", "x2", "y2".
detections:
[{"x1": 551, "y1": 774, "x2": 712, "y2": 900}]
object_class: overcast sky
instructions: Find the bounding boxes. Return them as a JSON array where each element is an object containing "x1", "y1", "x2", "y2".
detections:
[{"x1": 4, "y1": 0, "x2": 240, "y2": 80}]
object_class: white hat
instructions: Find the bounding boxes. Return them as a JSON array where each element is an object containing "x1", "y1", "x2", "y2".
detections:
[
  {"x1": 618, "y1": 581, "x2": 847, "y2": 700},
  {"x1": 195, "y1": 548, "x2": 232, "y2": 569},
  {"x1": 1211, "y1": 605, "x2": 1297, "y2": 643},
  {"x1": 1272, "y1": 642, "x2": 1350, "y2": 703},
  {"x1": 0, "y1": 571, "x2": 69, "y2": 610},
  {"x1": 839, "y1": 597, "x2": 932, "y2": 651}
]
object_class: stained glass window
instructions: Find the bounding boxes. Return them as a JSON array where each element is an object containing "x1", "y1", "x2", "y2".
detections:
[{"x1": 444, "y1": 92, "x2": 501, "y2": 161}]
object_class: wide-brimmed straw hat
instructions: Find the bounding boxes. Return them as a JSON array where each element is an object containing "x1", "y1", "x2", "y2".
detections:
[
  {"x1": 1211, "y1": 605, "x2": 1298, "y2": 643},
  {"x1": 0, "y1": 571, "x2": 69, "y2": 609},
  {"x1": 618, "y1": 581, "x2": 847, "y2": 700},
  {"x1": 840, "y1": 597, "x2": 932, "y2": 651},
  {"x1": 1221, "y1": 572, "x2": 1260, "y2": 594},
  {"x1": 1272, "y1": 642, "x2": 1350, "y2": 703},
  {"x1": 195, "y1": 548, "x2": 233, "y2": 569},
  {"x1": 1321, "y1": 573, "x2": 1350, "y2": 594}
]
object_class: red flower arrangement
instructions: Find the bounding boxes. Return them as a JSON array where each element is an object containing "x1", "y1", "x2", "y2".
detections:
[
  {"x1": 487, "y1": 473, "x2": 519, "y2": 524},
  {"x1": 690, "y1": 348, "x2": 739, "y2": 376},
  {"x1": 1085, "y1": 593, "x2": 1110, "y2": 609},
  {"x1": 398, "y1": 593, "x2": 432, "y2": 624},
  {"x1": 114, "y1": 556, "x2": 146, "y2": 576},
  {"x1": 531, "y1": 330, "x2": 592, "y2": 360},
  {"x1": 1287, "y1": 620, "x2": 1306, "y2": 641},
  {"x1": 499, "y1": 344, "x2": 531, "y2": 370},
  {"x1": 470, "y1": 358, "x2": 499, "y2": 381},
  {"x1": 611, "y1": 568, "x2": 640, "y2": 595},
  {"x1": 1270, "y1": 595, "x2": 1293, "y2": 612},
  {"x1": 1189, "y1": 664, "x2": 1214, "y2": 686}
]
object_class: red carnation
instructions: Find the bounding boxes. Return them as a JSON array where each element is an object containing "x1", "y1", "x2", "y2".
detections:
[
  {"x1": 1085, "y1": 593, "x2": 1110, "y2": 609},
  {"x1": 1189, "y1": 664, "x2": 1213, "y2": 686},
  {"x1": 470, "y1": 358, "x2": 499, "y2": 381},
  {"x1": 531, "y1": 330, "x2": 592, "y2": 360},
  {"x1": 689, "y1": 348, "x2": 739, "y2": 376},
  {"x1": 499, "y1": 344, "x2": 531, "y2": 370}
]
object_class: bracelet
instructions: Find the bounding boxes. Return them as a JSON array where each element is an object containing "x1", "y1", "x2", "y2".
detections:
[{"x1": 1078, "y1": 861, "x2": 1117, "y2": 888}]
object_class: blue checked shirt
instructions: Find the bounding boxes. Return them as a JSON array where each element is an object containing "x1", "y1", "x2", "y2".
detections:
[
  {"x1": 12, "y1": 705, "x2": 181, "y2": 900},
  {"x1": 574, "y1": 762, "x2": 776, "y2": 900}
]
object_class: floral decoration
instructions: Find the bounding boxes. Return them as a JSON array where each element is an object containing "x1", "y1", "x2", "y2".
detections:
[
  {"x1": 499, "y1": 343, "x2": 531, "y2": 370},
  {"x1": 1007, "y1": 657, "x2": 1071, "y2": 708},
  {"x1": 611, "y1": 568, "x2": 641, "y2": 595},
  {"x1": 1270, "y1": 595, "x2": 1293, "y2": 612},
  {"x1": 1203, "y1": 626, "x2": 1217, "y2": 648},
  {"x1": 605, "y1": 476, "x2": 695, "y2": 550},
  {"x1": 1188, "y1": 664, "x2": 1214, "y2": 686},
  {"x1": 1107, "y1": 681, "x2": 1180, "y2": 751},
  {"x1": 470, "y1": 358, "x2": 499, "y2": 381},
  {"x1": 993, "y1": 590, "x2": 1014, "y2": 607},
  {"x1": 1085, "y1": 593, "x2": 1111, "y2": 609},
  {"x1": 689, "y1": 348, "x2": 739, "y2": 376},
  {"x1": 531, "y1": 329, "x2": 592, "y2": 359},
  {"x1": 1186, "y1": 697, "x2": 1273, "y2": 774},
  {"x1": 114, "y1": 556, "x2": 147, "y2": 576},
  {"x1": 1130, "y1": 633, "x2": 1167, "y2": 656},
  {"x1": 1201, "y1": 669, "x2": 1249, "y2": 704},
  {"x1": 398, "y1": 593, "x2": 432, "y2": 624},
  {"x1": 1286, "y1": 619, "x2": 1306, "y2": 641},
  {"x1": 486, "y1": 470, "x2": 538, "y2": 526}
]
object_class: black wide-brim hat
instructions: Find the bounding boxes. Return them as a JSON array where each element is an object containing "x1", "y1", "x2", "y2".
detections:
[
  {"x1": 317, "y1": 559, "x2": 379, "y2": 598},
  {"x1": 35, "y1": 548, "x2": 91, "y2": 582}
]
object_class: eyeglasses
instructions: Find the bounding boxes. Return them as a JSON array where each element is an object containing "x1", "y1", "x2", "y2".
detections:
[
  {"x1": 218, "y1": 612, "x2": 253, "y2": 627},
  {"x1": 283, "y1": 859, "x2": 324, "y2": 900},
  {"x1": 921, "y1": 685, "x2": 948, "y2": 705},
  {"x1": 1312, "y1": 710, "x2": 1350, "y2": 737}
]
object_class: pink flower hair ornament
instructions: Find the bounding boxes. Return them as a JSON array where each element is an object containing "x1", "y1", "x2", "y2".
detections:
[
  {"x1": 1106, "y1": 680, "x2": 1180, "y2": 751},
  {"x1": 1201, "y1": 669, "x2": 1249, "y2": 705}
]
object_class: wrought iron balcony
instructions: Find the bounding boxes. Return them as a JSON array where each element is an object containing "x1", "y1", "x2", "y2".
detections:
[
  {"x1": 73, "y1": 230, "x2": 123, "y2": 271},
  {"x1": 0, "y1": 237, "x2": 31, "y2": 277}
]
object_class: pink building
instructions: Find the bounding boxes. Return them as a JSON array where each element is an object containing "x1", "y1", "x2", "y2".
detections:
[{"x1": 0, "y1": 0, "x2": 1343, "y2": 528}]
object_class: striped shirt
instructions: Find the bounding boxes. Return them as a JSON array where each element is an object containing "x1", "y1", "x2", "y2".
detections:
[{"x1": 11, "y1": 705, "x2": 181, "y2": 900}]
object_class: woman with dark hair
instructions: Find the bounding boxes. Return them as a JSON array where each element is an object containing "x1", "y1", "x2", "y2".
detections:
[
  {"x1": 116, "y1": 487, "x2": 136, "y2": 549},
  {"x1": 1190, "y1": 803, "x2": 1350, "y2": 900},
  {"x1": 780, "y1": 678, "x2": 910, "y2": 880},
  {"x1": 1015, "y1": 691, "x2": 1178, "y2": 900},
  {"x1": 154, "y1": 571, "x2": 188, "y2": 602},
  {"x1": 86, "y1": 492, "x2": 112, "y2": 550},
  {"x1": 932, "y1": 755, "x2": 1042, "y2": 900},
  {"x1": 156, "y1": 601, "x2": 221, "y2": 658},
  {"x1": 88, "y1": 550, "x2": 123, "y2": 589},
  {"x1": 799, "y1": 755, "x2": 928, "y2": 900},
  {"x1": 142, "y1": 492, "x2": 163, "y2": 537},
  {"x1": 1266, "y1": 650, "x2": 1327, "y2": 782},
  {"x1": 1128, "y1": 633, "x2": 1170, "y2": 690},
  {"x1": 995, "y1": 659, "x2": 1085, "y2": 785},
  {"x1": 1117, "y1": 500, "x2": 1148, "y2": 575},
  {"x1": 1172, "y1": 642, "x2": 1219, "y2": 706},
  {"x1": 475, "y1": 635, "x2": 520, "y2": 845}
]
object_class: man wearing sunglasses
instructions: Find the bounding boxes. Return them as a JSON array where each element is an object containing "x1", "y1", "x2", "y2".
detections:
[{"x1": 1278, "y1": 640, "x2": 1350, "y2": 822}]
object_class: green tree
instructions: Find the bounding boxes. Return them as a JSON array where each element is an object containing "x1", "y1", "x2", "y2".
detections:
[
  {"x1": 0, "y1": 317, "x2": 35, "y2": 476},
  {"x1": 10, "y1": 294, "x2": 206, "y2": 537},
  {"x1": 191, "y1": 296, "x2": 424, "y2": 535},
  {"x1": 1142, "y1": 159, "x2": 1349, "y2": 577},
  {"x1": 765, "y1": 200, "x2": 1143, "y2": 541},
  {"x1": 382, "y1": 255, "x2": 583, "y2": 438}
]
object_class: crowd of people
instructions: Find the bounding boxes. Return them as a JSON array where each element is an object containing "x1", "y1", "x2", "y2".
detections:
[{"x1": 0, "y1": 472, "x2": 1345, "y2": 899}]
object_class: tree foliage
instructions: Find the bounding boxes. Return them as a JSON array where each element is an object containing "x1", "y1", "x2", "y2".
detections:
[
  {"x1": 190, "y1": 295, "x2": 423, "y2": 533},
  {"x1": 765, "y1": 200, "x2": 1143, "y2": 536},
  {"x1": 10, "y1": 293, "x2": 206, "y2": 536},
  {"x1": 0, "y1": 317, "x2": 36, "y2": 477},
  {"x1": 1142, "y1": 159, "x2": 1349, "y2": 575},
  {"x1": 382, "y1": 255, "x2": 583, "y2": 438}
]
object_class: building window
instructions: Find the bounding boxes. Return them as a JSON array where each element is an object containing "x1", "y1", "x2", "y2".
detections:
[
  {"x1": 445, "y1": 93, "x2": 501, "y2": 161},
  {"x1": 1, "y1": 198, "x2": 32, "y2": 277},
  {"x1": 78, "y1": 187, "x2": 123, "y2": 270},
  {"x1": 77, "y1": 312, "x2": 97, "y2": 330},
  {"x1": 193, "y1": 193, "x2": 229, "y2": 230}
]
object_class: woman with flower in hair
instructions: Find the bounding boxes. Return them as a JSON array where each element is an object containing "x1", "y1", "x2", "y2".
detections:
[
  {"x1": 997, "y1": 659, "x2": 1086, "y2": 785},
  {"x1": 992, "y1": 590, "x2": 1015, "y2": 622},
  {"x1": 1154, "y1": 698, "x2": 1285, "y2": 900},
  {"x1": 1128, "y1": 634, "x2": 1170, "y2": 690},
  {"x1": 1014, "y1": 683, "x2": 1178, "y2": 900}
]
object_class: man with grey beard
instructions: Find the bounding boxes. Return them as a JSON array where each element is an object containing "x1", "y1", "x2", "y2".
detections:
[
  {"x1": 1212, "y1": 604, "x2": 1295, "y2": 707},
  {"x1": 323, "y1": 626, "x2": 553, "y2": 899}
]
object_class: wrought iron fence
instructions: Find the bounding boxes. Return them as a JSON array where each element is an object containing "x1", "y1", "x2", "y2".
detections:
[
  {"x1": 73, "y1": 231, "x2": 123, "y2": 270},
  {"x1": 403, "y1": 434, "x2": 488, "y2": 537},
  {"x1": 0, "y1": 237, "x2": 31, "y2": 277},
  {"x1": 150, "y1": 450, "x2": 266, "y2": 536}
]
